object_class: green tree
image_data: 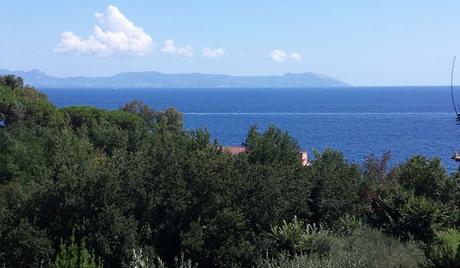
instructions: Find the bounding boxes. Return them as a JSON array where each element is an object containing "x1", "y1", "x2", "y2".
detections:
[
  {"x1": 396, "y1": 156, "x2": 453, "y2": 203},
  {"x1": 0, "y1": 75, "x2": 24, "y2": 89},
  {"x1": 369, "y1": 187, "x2": 444, "y2": 243},
  {"x1": 0, "y1": 219, "x2": 53, "y2": 267},
  {"x1": 428, "y1": 229, "x2": 460, "y2": 267},
  {"x1": 244, "y1": 125, "x2": 300, "y2": 166},
  {"x1": 54, "y1": 233, "x2": 103, "y2": 268},
  {"x1": 307, "y1": 149, "x2": 362, "y2": 224}
]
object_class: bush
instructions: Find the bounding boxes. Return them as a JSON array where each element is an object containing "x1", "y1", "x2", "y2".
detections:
[
  {"x1": 428, "y1": 229, "x2": 460, "y2": 267},
  {"x1": 0, "y1": 75, "x2": 24, "y2": 89},
  {"x1": 370, "y1": 187, "x2": 445, "y2": 243},
  {"x1": 332, "y1": 214, "x2": 364, "y2": 236},
  {"x1": 395, "y1": 156, "x2": 454, "y2": 204},
  {"x1": 53, "y1": 233, "x2": 103, "y2": 268},
  {"x1": 270, "y1": 216, "x2": 330, "y2": 256},
  {"x1": 0, "y1": 219, "x2": 53, "y2": 267},
  {"x1": 258, "y1": 225, "x2": 426, "y2": 268}
]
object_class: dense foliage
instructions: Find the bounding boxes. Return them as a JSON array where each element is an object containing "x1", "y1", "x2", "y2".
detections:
[
  {"x1": 0, "y1": 75, "x2": 459, "y2": 267},
  {"x1": 259, "y1": 219, "x2": 426, "y2": 268}
]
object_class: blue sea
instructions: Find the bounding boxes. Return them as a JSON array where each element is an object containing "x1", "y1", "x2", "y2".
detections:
[{"x1": 41, "y1": 87, "x2": 460, "y2": 172}]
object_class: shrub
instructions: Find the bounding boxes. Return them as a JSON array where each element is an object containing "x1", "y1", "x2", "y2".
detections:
[
  {"x1": 130, "y1": 248, "x2": 196, "y2": 268},
  {"x1": 0, "y1": 75, "x2": 24, "y2": 89},
  {"x1": 258, "y1": 225, "x2": 426, "y2": 268},
  {"x1": 369, "y1": 187, "x2": 444, "y2": 243},
  {"x1": 53, "y1": 233, "x2": 103, "y2": 268},
  {"x1": 428, "y1": 229, "x2": 460, "y2": 267},
  {"x1": 0, "y1": 219, "x2": 53, "y2": 268},
  {"x1": 270, "y1": 216, "x2": 330, "y2": 256},
  {"x1": 332, "y1": 214, "x2": 364, "y2": 236},
  {"x1": 395, "y1": 155, "x2": 453, "y2": 204}
]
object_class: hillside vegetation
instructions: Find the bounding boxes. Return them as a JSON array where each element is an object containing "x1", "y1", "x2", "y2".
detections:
[{"x1": 0, "y1": 75, "x2": 459, "y2": 267}]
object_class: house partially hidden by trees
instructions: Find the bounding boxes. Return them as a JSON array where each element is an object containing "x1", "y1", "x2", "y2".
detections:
[{"x1": 221, "y1": 146, "x2": 310, "y2": 167}]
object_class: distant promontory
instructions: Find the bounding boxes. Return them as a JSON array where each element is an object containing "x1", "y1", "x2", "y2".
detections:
[{"x1": 0, "y1": 69, "x2": 349, "y2": 88}]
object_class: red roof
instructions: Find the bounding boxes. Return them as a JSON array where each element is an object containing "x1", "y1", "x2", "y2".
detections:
[
  {"x1": 222, "y1": 146, "x2": 247, "y2": 155},
  {"x1": 221, "y1": 146, "x2": 310, "y2": 167}
]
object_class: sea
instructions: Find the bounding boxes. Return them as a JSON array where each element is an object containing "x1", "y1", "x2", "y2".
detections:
[{"x1": 40, "y1": 87, "x2": 460, "y2": 172}]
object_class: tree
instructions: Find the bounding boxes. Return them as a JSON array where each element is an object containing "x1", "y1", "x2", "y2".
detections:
[
  {"x1": 120, "y1": 101, "x2": 183, "y2": 132},
  {"x1": 307, "y1": 149, "x2": 362, "y2": 224},
  {"x1": 244, "y1": 125, "x2": 300, "y2": 166},
  {"x1": 0, "y1": 219, "x2": 53, "y2": 267},
  {"x1": 54, "y1": 233, "x2": 103, "y2": 268},
  {"x1": 369, "y1": 187, "x2": 444, "y2": 243},
  {"x1": 120, "y1": 100, "x2": 156, "y2": 125},
  {"x1": 0, "y1": 75, "x2": 24, "y2": 89},
  {"x1": 396, "y1": 156, "x2": 451, "y2": 202}
]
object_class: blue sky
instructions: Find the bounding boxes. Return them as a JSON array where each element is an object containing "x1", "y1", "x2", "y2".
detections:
[{"x1": 1, "y1": 0, "x2": 460, "y2": 86}]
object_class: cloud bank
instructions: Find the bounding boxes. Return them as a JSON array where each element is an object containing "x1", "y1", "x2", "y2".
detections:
[
  {"x1": 161, "y1": 39, "x2": 194, "y2": 57},
  {"x1": 56, "y1": 5, "x2": 153, "y2": 57},
  {"x1": 202, "y1": 47, "x2": 225, "y2": 58},
  {"x1": 270, "y1": 49, "x2": 302, "y2": 63}
]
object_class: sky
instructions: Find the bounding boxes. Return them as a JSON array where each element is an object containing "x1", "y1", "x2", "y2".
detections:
[{"x1": 1, "y1": 0, "x2": 460, "y2": 86}]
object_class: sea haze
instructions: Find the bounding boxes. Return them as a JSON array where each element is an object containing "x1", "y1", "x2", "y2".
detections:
[{"x1": 41, "y1": 86, "x2": 460, "y2": 172}]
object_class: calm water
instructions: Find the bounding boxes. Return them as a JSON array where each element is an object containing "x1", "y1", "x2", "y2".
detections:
[{"x1": 41, "y1": 87, "x2": 460, "y2": 172}]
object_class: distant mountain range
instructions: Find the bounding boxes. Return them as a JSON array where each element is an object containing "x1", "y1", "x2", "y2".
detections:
[{"x1": 0, "y1": 69, "x2": 349, "y2": 88}]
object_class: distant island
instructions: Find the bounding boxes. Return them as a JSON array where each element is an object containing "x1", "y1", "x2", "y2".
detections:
[{"x1": 0, "y1": 69, "x2": 349, "y2": 88}]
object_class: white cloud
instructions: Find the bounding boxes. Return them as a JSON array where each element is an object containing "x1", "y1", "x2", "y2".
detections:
[
  {"x1": 56, "y1": 5, "x2": 153, "y2": 57},
  {"x1": 270, "y1": 49, "x2": 302, "y2": 63},
  {"x1": 160, "y1": 39, "x2": 194, "y2": 57},
  {"x1": 270, "y1": 49, "x2": 288, "y2": 63},
  {"x1": 202, "y1": 47, "x2": 225, "y2": 58},
  {"x1": 290, "y1": 52, "x2": 302, "y2": 61}
]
